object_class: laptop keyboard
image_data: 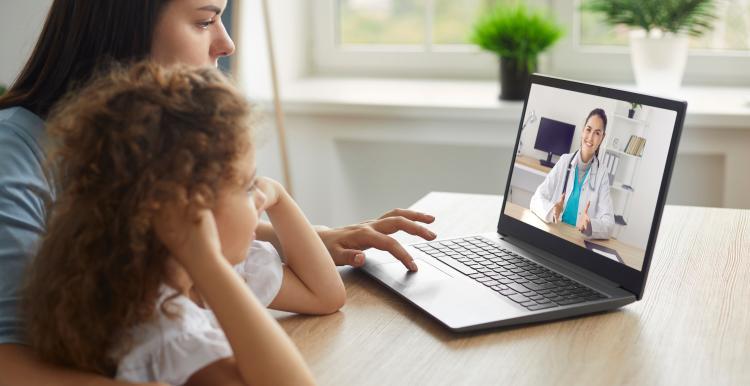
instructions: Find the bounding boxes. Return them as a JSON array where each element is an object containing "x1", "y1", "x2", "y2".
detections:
[{"x1": 413, "y1": 236, "x2": 607, "y2": 311}]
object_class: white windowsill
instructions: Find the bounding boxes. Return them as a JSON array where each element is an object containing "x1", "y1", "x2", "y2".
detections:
[{"x1": 277, "y1": 77, "x2": 750, "y2": 129}]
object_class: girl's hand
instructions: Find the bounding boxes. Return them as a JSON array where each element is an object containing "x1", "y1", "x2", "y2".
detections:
[
  {"x1": 254, "y1": 177, "x2": 283, "y2": 211},
  {"x1": 318, "y1": 209, "x2": 436, "y2": 271},
  {"x1": 152, "y1": 202, "x2": 223, "y2": 270}
]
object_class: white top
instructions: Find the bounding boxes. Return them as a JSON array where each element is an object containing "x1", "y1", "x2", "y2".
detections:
[
  {"x1": 114, "y1": 241, "x2": 284, "y2": 385},
  {"x1": 529, "y1": 152, "x2": 615, "y2": 240}
]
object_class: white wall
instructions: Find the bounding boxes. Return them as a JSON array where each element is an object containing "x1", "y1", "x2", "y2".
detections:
[
  {"x1": 518, "y1": 84, "x2": 618, "y2": 163},
  {"x1": 616, "y1": 107, "x2": 677, "y2": 247},
  {"x1": 0, "y1": 0, "x2": 51, "y2": 87}
]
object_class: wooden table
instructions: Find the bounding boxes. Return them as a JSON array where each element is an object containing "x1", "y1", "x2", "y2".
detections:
[
  {"x1": 515, "y1": 154, "x2": 553, "y2": 174},
  {"x1": 274, "y1": 192, "x2": 750, "y2": 385}
]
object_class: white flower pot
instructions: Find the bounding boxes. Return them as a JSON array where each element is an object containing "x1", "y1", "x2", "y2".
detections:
[{"x1": 629, "y1": 30, "x2": 689, "y2": 92}]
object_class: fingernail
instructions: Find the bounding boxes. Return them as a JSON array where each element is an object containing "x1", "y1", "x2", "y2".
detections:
[
  {"x1": 409, "y1": 261, "x2": 419, "y2": 271},
  {"x1": 429, "y1": 231, "x2": 437, "y2": 238},
  {"x1": 354, "y1": 254, "x2": 364, "y2": 265}
]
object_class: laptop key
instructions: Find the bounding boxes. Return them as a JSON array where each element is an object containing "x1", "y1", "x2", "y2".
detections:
[
  {"x1": 507, "y1": 293, "x2": 530, "y2": 303},
  {"x1": 432, "y1": 256, "x2": 476, "y2": 275},
  {"x1": 507, "y1": 283, "x2": 531, "y2": 293}
]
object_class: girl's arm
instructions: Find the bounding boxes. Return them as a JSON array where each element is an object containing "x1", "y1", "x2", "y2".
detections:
[
  {"x1": 154, "y1": 206, "x2": 315, "y2": 386},
  {"x1": 0, "y1": 344, "x2": 166, "y2": 386},
  {"x1": 258, "y1": 178, "x2": 346, "y2": 315}
]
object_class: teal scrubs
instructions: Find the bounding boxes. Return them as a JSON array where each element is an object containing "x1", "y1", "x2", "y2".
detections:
[{"x1": 562, "y1": 165, "x2": 589, "y2": 226}]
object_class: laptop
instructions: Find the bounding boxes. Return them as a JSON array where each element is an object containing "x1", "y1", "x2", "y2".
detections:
[{"x1": 361, "y1": 74, "x2": 686, "y2": 332}]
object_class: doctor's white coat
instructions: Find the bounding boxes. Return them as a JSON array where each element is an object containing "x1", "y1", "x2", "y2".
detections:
[{"x1": 529, "y1": 152, "x2": 615, "y2": 240}]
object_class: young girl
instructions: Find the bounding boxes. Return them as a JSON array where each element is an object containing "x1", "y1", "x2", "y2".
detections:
[{"x1": 22, "y1": 62, "x2": 345, "y2": 385}]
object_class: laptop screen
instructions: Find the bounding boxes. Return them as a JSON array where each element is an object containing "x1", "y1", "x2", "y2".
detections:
[{"x1": 503, "y1": 82, "x2": 679, "y2": 272}]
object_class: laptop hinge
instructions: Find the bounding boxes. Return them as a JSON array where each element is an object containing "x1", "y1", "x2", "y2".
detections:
[{"x1": 497, "y1": 233, "x2": 623, "y2": 290}]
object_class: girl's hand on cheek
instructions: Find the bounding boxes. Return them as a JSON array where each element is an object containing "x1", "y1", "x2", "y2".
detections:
[
  {"x1": 153, "y1": 202, "x2": 223, "y2": 270},
  {"x1": 255, "y1": 177, "x2": 285, "y2": 211}
]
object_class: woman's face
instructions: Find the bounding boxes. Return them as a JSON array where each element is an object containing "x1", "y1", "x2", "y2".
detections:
[
  {"x1": 581, "y1": 115, "x2": 605, "y2": 160},
  {"x1": 151, "y1": 0, "x2": 235, "y2": 67},
  {"x1": 213, "y1": 148, "x2": 266, "y2": 265}
]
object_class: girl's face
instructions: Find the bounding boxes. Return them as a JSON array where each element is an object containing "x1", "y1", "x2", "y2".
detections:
[
  {"x1": 213, "y1": 148, "x2": 266, "y2": 265},
  {"x1": 151, "y1": 0, "x2": 235, "y2": 67},
  {"x1": 581, "y1": 115, "x2": 605, "y2": 160}
]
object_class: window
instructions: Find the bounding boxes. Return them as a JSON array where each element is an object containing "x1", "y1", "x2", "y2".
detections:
[
  {"x1": 313, "y1": 0, "x2": 499, "y2": 78},
  {"x1": 338, "y1": 0, "x2": 486, "y2": 46},
  {"x1": 313, "y1": 0, "x2": 750, "y2": 85},
  {"x1": 551, "y1": 0, "x2": 750, "y2": 85},
  {"x1": 579, "y1": 0, "x2": 750, "y2": 52}
]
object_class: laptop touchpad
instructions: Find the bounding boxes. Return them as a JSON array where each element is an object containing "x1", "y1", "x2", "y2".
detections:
[{"x1": 376, "y1": 259, "x2": 455, "y2": 287}]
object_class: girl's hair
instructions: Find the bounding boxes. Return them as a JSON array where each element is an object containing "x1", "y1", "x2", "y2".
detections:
[
  {"x1": 584, "y1": 108, "x2": 608, "y2": 159},
  {"x1": 0, "y1": 0, "x2": 171, "y2": 118},
  {"x1": 23, "y1": 61, "x2": 253, "y2": 376}
]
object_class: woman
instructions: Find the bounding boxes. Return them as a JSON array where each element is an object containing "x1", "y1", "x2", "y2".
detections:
[
  {"x1": 529, "y1": 108, "x2": 614, "y2": 240},
  {"x1": 0, "y1": 1, "x2": 434, "y2": 385}
]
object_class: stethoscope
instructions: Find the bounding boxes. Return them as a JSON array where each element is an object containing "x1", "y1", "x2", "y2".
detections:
[{"x1": 561, "y1": 150, "x2": 599, "y2": 196}]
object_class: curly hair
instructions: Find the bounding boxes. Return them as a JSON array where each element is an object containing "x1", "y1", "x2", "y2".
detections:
[{"x1": 22, "y1": 61, "x2": 254, "y2": 376}]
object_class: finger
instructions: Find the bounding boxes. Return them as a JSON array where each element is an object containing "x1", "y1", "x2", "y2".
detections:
[
  {"x1": 585, "y1": 201, "x2": 591, "y2": 214},
  {"x1": 369, "y1": 216, "x2": 437, "y2": 240},
  {"x1": 356, "y1": 229, "x2": 418, "y2": 271},
  {"x1": 332, "y1": 248, "x2": 365, "y2": 267},
  {"x1": 379, "y1": 208, "x2": 435, "y2": 224}
]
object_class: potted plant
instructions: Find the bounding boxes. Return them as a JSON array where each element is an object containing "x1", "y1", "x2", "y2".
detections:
[
  {"x1": 628, "y1": 102, "x2": 642, "y2": 119},
  {"x1": 471, "y1": 4, "x2": 563, "y2": 101},
  {"x1": 583, "y1": 0, "x2": 716, "y2": 92}
]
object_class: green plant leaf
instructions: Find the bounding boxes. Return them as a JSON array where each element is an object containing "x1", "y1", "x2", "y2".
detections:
[
  {"x1": 470, "y1": 4, "x2": 564, "y2": 69},
  {"x1": 581, "y1": 0, "x2": 717, "y2": 36}
]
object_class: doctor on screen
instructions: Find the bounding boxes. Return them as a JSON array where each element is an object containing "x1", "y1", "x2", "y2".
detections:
[{"x1": 530, "y1": 108, "x2": 615, "y2": 239}]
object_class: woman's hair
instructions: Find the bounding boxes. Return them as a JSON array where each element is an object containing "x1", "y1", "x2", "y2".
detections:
[
  {"x1": 0, "y1": 0, "x2": 171, "y2": 118},
  {"x1": 584, "y1": 108, "x2": 608, "y2": 159},
  {"x1": 23, "y1": 61, "x2": 253, "y2": 376}
]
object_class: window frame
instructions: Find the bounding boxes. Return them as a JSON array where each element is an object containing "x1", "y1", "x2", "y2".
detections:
[{"x1": 312, "y1": 0, "x2": 750, "y2": 85}]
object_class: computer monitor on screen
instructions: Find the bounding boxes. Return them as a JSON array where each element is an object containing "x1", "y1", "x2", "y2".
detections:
[{"x1": 534, "y1": 117, "x2": 575, "y2": 167}]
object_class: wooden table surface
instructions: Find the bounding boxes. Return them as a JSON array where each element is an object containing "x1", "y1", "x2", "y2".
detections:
[{"x1": 274, "y1": 192, "x2": 750, "y2": 386}]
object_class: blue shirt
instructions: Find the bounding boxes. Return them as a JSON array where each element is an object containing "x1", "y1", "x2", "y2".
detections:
[
  {"x1": 0, "y1": 106, "x2": 53, "y2": 345},
  {"x1": 562, "y1": 165, "x2": 588, "y2": 227}
]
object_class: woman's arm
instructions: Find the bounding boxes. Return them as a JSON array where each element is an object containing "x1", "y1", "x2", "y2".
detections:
[
  {"x1": 530, "y1": 156, "x2": 568, "y2": 222},
  {"x1": 584, "y1": 178, "x2": 615, "y2": 240},
  {"x1": 0, "y1": 344, "x2": 166, "y2": 386},
  {"x1": 257, "y1": 178, "x2": 346, "y2": 315},
  {"x1": 154, "y1": 205, "x2": 315, "y2": 386}
]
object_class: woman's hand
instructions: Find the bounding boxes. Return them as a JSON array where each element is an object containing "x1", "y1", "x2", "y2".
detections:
[
  {"x1": 318, "y1": 209, "x2": 436, "y2": 271},
  {"x1": 552, "y1": 193, "x2": 565, "y2": 223},
  {"x1": 577, "y1": 201, "x2": 592, "y2": 234},
  {"x1": 152, "y1": 201, "x2": 223, "y2": 270}
]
